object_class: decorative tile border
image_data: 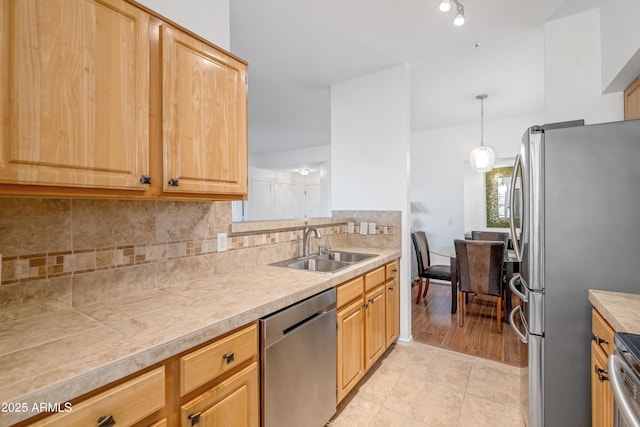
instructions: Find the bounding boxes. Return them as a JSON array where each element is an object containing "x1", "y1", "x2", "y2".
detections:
[{"x1": 1, "y1": 224, "x2": 385, "y2": 285}]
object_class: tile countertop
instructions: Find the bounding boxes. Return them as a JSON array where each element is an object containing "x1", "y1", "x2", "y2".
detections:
[
  {"x1": 0, "y1": 247, "x2": 401, "y2": 426},
  {"x1": 589, "y1": 289, "x2": 640, "y2": 334}
]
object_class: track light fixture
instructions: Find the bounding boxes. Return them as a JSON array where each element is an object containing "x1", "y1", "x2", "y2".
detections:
[{"x1": 439, "y1": 0, "x2": 465, "y2": 26}]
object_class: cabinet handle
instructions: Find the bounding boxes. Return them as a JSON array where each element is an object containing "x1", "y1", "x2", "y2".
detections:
[
  {"x1": 593, "y1": 333, "x2": 609, "y2": 345},
  {"x1": 188, "y1": 412, "x2": 202, "y2": 426},
  {"x1": 222, "y1": 352, "x2": 235, "y2": 364},
  {"x1": 594, "y1": 365, "x2": 609, "y2": 382},
  {"x1": 168, "y1": 177, "x2": 179, "y2": 187},
  {"x1": 362, "y1": 303, "x2": 368, "y2": 309},
  {"x1": 388, "y1": 286, "x2": 394, "y2": 291},
  {"x1": 139, "y1": 175, "x2": 151, "y2": 184},
  {"x1": 368, "y1": 298, "x2": 375, "y2": 304},
  {"x1": 97, "y1": 415, "x2": 115, "y2": 427},
  {"x1": 392, "y1": 269, "x2": 398, "y2": 273}
]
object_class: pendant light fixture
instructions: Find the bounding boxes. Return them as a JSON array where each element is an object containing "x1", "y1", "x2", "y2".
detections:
[
  {"x1": 469, "y1": 94, "x2": 495, "y2": 173},
  {"x1": 439, "y1": 0, "x2": 465, "y2": 26}
]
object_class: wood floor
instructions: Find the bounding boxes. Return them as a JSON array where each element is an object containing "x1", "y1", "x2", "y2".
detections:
[{"x1": 411, "y1": 281, "x2": 525, "y2": 367}]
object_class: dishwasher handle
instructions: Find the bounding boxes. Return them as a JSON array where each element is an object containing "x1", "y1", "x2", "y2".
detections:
[
  {"x1": 261, "y1": 289, "x2": 337, "y2": 349},
  {"x1": 282, "y1": 309, "x2": 327, "y2": 336}
]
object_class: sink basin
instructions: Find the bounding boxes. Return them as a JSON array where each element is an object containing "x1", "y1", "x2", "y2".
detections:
[
  {"x1": 270, "y1": 251, "x2": 377, "y2": 274},
  {"x1": 285, "y1": 257, "x2": 350, "y2": 273},
  {"x1": 318, "y1": 251, "x2": 377, "y2": 263}
]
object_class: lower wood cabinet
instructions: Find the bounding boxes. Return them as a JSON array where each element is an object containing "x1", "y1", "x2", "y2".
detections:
[
  {"x1": 179, "y1": 362, "x2": 258, "y2": 427},
  {"x1": 364, "y1": 283, "x2": 386, "y2": 370},
  {"x1": 591, "y1": 308, "x2": 615, "y2": 427},
  {"x1": 336, "y1": 260, "x2": 400, "y2": 404},
  {"x1": 336, "y1": 293, "x2": 366, "y2": 403},
  {"x1": 179, "y1": 324, "x2": 257, "y2": 396},
  {"x1": 28, "y1": 367, "x2": 165, "y2": 427},
  {"x1": 385, "y1": 260, "x2": 400, "y2": 348}
]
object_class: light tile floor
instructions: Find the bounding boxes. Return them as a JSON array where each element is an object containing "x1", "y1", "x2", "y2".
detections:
[{"x1": 329, "y1": 341, "x2": 526, "y2": 427}]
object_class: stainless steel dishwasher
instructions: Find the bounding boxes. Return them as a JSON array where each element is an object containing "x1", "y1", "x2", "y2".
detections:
[{"x1": 260, "y1": 288, "x2": 336, "y2": 427}]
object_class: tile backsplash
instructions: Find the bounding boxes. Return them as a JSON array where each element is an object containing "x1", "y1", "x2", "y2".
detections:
[{"x1": 0, "y1": 198, "x2": 400, "y2": 321}]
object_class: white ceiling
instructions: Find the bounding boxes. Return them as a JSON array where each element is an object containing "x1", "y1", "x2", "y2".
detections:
[{"x1": 230, "y1": 0, "x2": 600, "y2": 154}]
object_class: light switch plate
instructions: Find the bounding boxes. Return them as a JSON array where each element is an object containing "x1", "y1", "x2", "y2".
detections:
[
  {"x1": 217, "y1": 233, "x2": 228, "y2": 252},
  {"x1": 359, "y1": 222, "x2": 368, "y2": 235},
  {"x1": 368, "y1": 223, "x2": 376, "y2": 234},
  {"x1": 347, "y1": 222, "x2": 355, "y2": 234}
]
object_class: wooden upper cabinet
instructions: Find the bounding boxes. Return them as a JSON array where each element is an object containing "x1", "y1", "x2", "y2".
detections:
[
  {"x1": 0, "y1": 0, "x2": 150, "y2": 190},
  {"x1": 624, "y1": 75, "x2": 640, "y2": 120},
  {"x1": 161, "y1": 24, "x2": 248, "y2": 196}
]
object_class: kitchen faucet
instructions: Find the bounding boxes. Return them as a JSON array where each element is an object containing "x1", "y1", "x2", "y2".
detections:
[{"x1": 303, "y1": 226, "x2": 321, "y2": 257}]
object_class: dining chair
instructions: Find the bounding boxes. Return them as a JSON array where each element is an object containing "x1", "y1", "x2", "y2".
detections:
[
  {"x1": 470, "y1": 230, "x2": 509, "y2": 253},
  {"x1": 411, "y1": 231, "x2": 452, "y2": 304},
  {"x1": 454, "y1": 239, "x2": 505, "y2": 333}
]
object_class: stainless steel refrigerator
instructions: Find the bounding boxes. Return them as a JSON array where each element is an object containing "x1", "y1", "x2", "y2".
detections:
[{"x1": 508, "y1": 119, "x2": 640, "y2": 427}]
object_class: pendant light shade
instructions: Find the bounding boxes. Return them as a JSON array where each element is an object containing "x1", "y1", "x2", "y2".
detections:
[
  {"x1": 469, "y1": 94, "x2": 495, "y2": 173},
  {"x1": 438, "y1": 0, "x2": 465, "y2": 26},
  {"x1": 439, "y1": 0, "x2": 452, "y2": 12}
]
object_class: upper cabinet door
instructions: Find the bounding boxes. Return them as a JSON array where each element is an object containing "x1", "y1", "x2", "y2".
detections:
[
  {"x1": 0, "y1": 0, "x2": 150, "y2": 190},
  {"x1": 161, "y1": 25, "x2": 248, "y2": 196}
]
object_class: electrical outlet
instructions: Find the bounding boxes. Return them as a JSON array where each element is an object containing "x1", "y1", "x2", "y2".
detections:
[
  {"x1": 217, "y1": 233, "x2": 228, "y2": 252},
  {"x1": 347, "y1": 222, "x2": 355, "y2": 234},
  {"x1": 359, "y1": 222, "x2": 368, "y2": 235},
  {"x1": 368, "y1": 223, "x2": 376, "y2": 234}
]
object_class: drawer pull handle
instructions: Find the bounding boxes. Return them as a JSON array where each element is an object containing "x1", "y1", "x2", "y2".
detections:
[
  {"x1": 188, "y1": 412, "x2": 202, "y2": 425},
  {"x1": 594, "y1": 365, "x2": 609, "y2": 382},
  {"x1": 222, "y1": 352, "x2": 235, "y2": 364},
  {"x1": 362, "y1": 303, "x2": 368, "y2": 309},
  {"x1": 368, "y1": 298, "x2": 375, "y2": 304},
  {"x1": 593, "y1": 333, "x2": 609, "y2": 345},
  {"x1": 139, "y1": 175, "x2": 151, "y2": 184},
  {"x1": 168, "y1": 177, "x2": 179, "y2": 187},
  {"x1": 97, "y1": 415, "x2": 115, "y2": 427}
]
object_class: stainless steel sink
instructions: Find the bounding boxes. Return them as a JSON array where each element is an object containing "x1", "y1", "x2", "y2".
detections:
[
  {"x1": 271, "y1": 251, "x2": 377, "y2": 274},
  {"x1": 318, "y1": 251, "x2": 376, "y2": 263},
  {"x1": 285, "y1": 257, "x2": 350, "y2": 273}
]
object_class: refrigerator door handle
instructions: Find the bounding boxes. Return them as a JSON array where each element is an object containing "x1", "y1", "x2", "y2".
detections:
[
  {"x1": 509, "y1": 274, "x2": 527, "y2": 302},
  {"x1": 509, "y1": 153, "x2": 523, "y2": 261},
  {"x1": 509, "y1": 305, "x2": 529, "y2": 344}
]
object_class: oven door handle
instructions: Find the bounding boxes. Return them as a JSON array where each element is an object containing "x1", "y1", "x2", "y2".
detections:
[{"x1": 609, "y1": 353, "x2": 640, "y2": 427}]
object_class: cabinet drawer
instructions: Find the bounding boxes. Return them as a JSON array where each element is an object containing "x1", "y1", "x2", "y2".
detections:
[
  {"x1": 180, "y1": 362, "x2": 259, "y2": 427},
  {"x1": 385, "y1": 261, "x2": 399, "y2": 280},
  {"x1": 31, "y1": 367, "x2": 165, "y2": 426},
  {"x1": 337, "y1": 276, "x2": 364, "y2": 309},
  {"x1": 180, "y1": 323, "x2": 257, "y2": 396},
  {"x1": 592, "y1": 309, "x2": 615, "y2": 356},
  {"x1": 365, "y1": 267, "x2": 385, "y2": 292}
]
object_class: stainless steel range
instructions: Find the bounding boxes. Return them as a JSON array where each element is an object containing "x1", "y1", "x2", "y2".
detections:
[{"x1": 610, "y1": 332, "x2": 640, "y2": 427}]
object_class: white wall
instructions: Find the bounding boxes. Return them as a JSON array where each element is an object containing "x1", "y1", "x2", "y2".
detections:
[
  {"x1": 331, "y1": 66, "x2": 413, "y2": 343},
  {"x1": 410, "y1": 113, "x2": 543, "y2": 265},
  {"x1": 601, "y1": 0, "x2": 640, "y2": 92},
  {"x1": 136, "y1": 0, "x2": 230, "y2": 49},
  {"x1": 544, "y1": 8, "x2": 623, "y2": 124}
]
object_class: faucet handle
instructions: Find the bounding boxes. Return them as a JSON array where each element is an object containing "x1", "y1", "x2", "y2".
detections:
[{"x1": 319, "y1": 242, "x2": 331, "y2": 255}]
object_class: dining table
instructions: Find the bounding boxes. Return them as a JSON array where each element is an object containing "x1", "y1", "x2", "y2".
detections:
[{"x1": 430, "y1": 245, "x2": 520, "y2": 317}]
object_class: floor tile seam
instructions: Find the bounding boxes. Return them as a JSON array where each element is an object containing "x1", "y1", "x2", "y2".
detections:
[
  {"x1": 462, "y1": 386, "x2": 522, "y2": 409},
  {"x1": 376, "y1": 401, "x2": 437, "y2": 427}
]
